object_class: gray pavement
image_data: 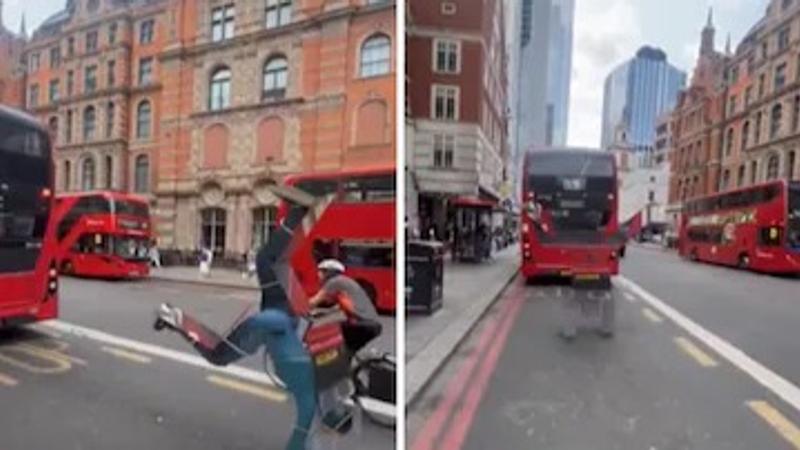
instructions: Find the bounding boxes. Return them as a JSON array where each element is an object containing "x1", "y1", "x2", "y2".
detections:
[
  {"x1": 409, "y1": 248, "x2": 800, "y2": 449},
  {"x1": 0, "y1": 277, "x2": 394, "y2": 449},
  {"x1": 406, "y1": 245, "x2": 519, "y2": 404}
]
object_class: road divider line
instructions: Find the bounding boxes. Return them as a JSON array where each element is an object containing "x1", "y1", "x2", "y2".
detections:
[
  {"x1": 16, "y1": 342, "x2": 87, "y2": 366},
  {"x1": 0, "y1": 371, "x2": 18, "y2": 387},
  {"x1": 617, "y1": 276, "x2": 800, "y2": 415},
  {"x1": 674, "y1": 336, "x2": 718, "y2": 368},
  {"x1": 623, "y1": 292, "x2": 637, "y2": 303},
  {"x1": 41, "y1": 320, "x2": 395, "y2": 420},
  {"x1": 207, "y1": 375, "x2": 287, "y2": 403},
  {"x1": 748, "y1": 400, "x2": 800, "y2": 448},
  {"x1": 642, "y1": 307, "x2": 663, "y2": 323},
  {"x1": 101, "y1": 346, "x2": 152, "y2": 364}
]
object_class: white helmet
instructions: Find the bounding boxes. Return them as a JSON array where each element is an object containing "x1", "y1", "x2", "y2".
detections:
[{"x1": 318, "y1": 259, "x2": 345, "y2": 273}]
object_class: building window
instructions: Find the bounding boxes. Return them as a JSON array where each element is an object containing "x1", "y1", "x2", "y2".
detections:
[
  {"x1": 762, "y1": 41, "x2": 769, "y2": 60},
  {"x1": 745, "y1": 86, "x2": 753, "y2": 106},
  {"x1": 433, "y1": 134, "x2": 455, "y2": 168},
  {"x1": 104, "y1": 155, "x2": 113, "y2": 189},
  {"x1": 755, "y1": 111, "x2": 763, "y2": 144},
  {"x1": 200, "y1": 208, "x2": 227, "y2": 255},
  {"x1": 67, "y1": 37, "x2": 75, "y2": 57},
  {"x1": 741, "y1": 121, "x2": 750, "y2": 151},
  {"x1": 64, "y1": 160, "x2": 71, "y2": 191},
  {"x1": 728, "y1": 95, "x2": 736, "y2": 116},
  {"x1": 784, "y1": 0, "x2": 793, "y2": 10},
  {"x1": 29, "y1": 53, "x2": 40, "y2": 72},
  {"x1": 81, "y1": 157, "x2": 96, "y2": 191},
  {"x1": 134, "y1": 155, "x2": 150, "y2": 193},
  {"x1": 721, "y1": 170, "x2": 730, "y2": 190},
  {"x1": 778, "y1": 26, "x2": 791, "y2": 51},
  {"x1": 262, "y1": 56, "x2": 288, "y2": 101},
  {"x1": 49, "y1": 79, "x2": 59, "y2": 103},
  {"x1": 737, "y1": 165, "x2": 745, "y2": 187},
  {"x1": 86, "y1": 30, "x2": 98, "y2": 53},
  {"x1": 139, "y1": 57, "x2": 153, "y2": 85},
  {"x1": 265, "y1": 0, "x2": 291, "y2": 29},
  {"x1": 251, "y1": 207, "x2": 277, "y2": 248},
  {"x1": 109, "y1": 22, "x2": 118, "y2": 44},
  {"x1": 66, "y1": 110, "x2": 73, "y2": 143},
  {"x1": 775, "y1": 63, "x2": 787, "y2": 90},
  {"x1": 441, "y1": 1, "x2": 457, "y2": 14},
  {"x1": 67, "y1": 70, "x2": 74, "y2": 96},
  {"x1": 106, "y1": 102, "x2": 114, "y2": 138},
  {"x1": 140, "y1": 19, "x2": 155, "y2": 44},
  {"x1": 726, "y1": 127, "x2": 734, "y2": 156},
  {"x1": 209, "y1": 68, "x2": 231, "y2": 111},
  {"x1": 107, "y1": 60, "x2": 116, "y2": 87},
  {"x1": 83, "y1": 106, "x2": 96, "y2": 141},
  {"x1": 48, "y1": 117, "x2": 58, "y2": 144},
  {"x1": 794, "y1": 96, "x2": 800, "y2": 132},
  {"x1": 759, "y1": 73, "x2": 766, "y2": 97},
  {"x1": 434, "y1": 39, "x2": 459, "y2": 74},
  {"x1": 50, "y1": 47, "x2": 61, "y2": 68},
  {"x1": 360, "y1": 34, "x2": 391, "y2": 77},
  {"x1": 85, "y1": 65, "x2": 97, "y2": 93},
  {"x1": 771, "y1": 103, "x2": 783, "y2": 139},
  {"x1": 432, "y1": 85, "x2": 458, "y2": 120},
  {"x1": 136, "y1": 101, "x2": 152, "y2": 139},
  {"x1": 211, "y1": 4, "x2": 235, "y2": 42},
  {"x1": 28, "y1": 84, "x2": 39, "y2": 108},
  {"x1": 788, "y1": 151, "x2": 796, "y2": 180},
  {"x1": 767, "y1": 154, "x2": 780, "y2": 180},
  {"x1": 751, "y1": 161, "x2": 758, "y2": 184}
]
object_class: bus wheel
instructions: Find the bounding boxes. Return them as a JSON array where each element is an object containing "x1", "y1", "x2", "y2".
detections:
[
  {"x1": 738, "y1": 254, "x2": 751, "y2": 269},
  {"x1": 689, "y1": 249, "x2": 699, "y2": 262}
]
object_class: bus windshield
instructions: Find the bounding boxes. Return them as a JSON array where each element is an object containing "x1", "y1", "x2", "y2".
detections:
[{"x1": 789, "y1": 183, "x2": 800, "y2": 249}]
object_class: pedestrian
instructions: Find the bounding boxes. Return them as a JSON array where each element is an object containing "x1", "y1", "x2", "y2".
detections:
[
  {"x1": 149, "y1": 240, "x2": 161, "y2": 268},
  {"x1": 198, "y1": 246, "x2": 212, "y2": 278}
]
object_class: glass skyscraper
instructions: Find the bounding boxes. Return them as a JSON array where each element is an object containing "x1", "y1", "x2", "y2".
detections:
[{"x1": 601, "y1": 46, "x2": 686, "y2": 152}]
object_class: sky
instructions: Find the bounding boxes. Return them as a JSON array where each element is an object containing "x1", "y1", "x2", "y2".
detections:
[
  {"x1": 1, "y1": 0, "x2": 63, "y2": 33},
  {"x1": 568, "y1": 0, "x2": 770, "y2": 148}
]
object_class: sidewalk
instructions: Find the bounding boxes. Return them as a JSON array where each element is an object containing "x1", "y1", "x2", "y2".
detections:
[
  {"x1": 405, "y1": 245, "x2": 520, "y2": 404},
  {"x1": 151, "y1": 266, "x2": 259, "y2": 290}
]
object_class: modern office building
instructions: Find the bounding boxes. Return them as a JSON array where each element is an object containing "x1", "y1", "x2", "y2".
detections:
[{"x1": 601, "y1": 46, "x2": 687, "y2": 153}]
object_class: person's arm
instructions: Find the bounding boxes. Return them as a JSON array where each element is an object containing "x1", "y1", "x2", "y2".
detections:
[{"x1": 308, "y1": 288, "x2": 332, "y2": 308}]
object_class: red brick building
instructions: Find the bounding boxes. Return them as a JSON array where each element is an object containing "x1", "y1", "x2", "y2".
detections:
[
  {"x1": 0, "y1": 1, "x2": 25, "y2": 107},
  {"x1": 406, "y1": 0, "x2": 508, "y2": 236},
  {"x1": 12, "y1": 0, "x2": 395, "y2": 258}
]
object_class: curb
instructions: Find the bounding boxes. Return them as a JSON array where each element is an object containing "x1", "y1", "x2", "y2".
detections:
[
  {"x1": 149, "y1": 274, "x2": 260, "y2": 292},
  {"x1": 405, "y1": 264, "x2": 520, "y2": 406}
]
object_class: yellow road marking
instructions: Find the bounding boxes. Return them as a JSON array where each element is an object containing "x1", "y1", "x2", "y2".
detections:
[
  {"x1": 0, "y1": 345, "x2": 72, "y2": 374},
  {"x1": 748, "y1": 401, "x2": 800, "y2": 449},
  {"x1": 101, "y1": 346, "x2": 152, "y2": 364},
  {"x1": 207, "y1": 375, "x2": 287, "y2": 403},
  {"x1": 16, "y1": 342, "x2": 87, "y2": 366},
  {"x1": 642, "y1": 307, "x2": 663, "y2": 323},
  {"x1": 0, "y1": 372, "x2": 18, "y2": 387},
  {"x1": 623, "y1": 292, "x2": 637, "y2": 303},
  {"x1": 674, "y1": 336, "x2": 718, "y2": 367}
]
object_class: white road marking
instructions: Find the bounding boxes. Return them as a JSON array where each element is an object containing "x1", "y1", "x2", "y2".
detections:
[
  {"x1": 623, "y1": 292, "x2": 637, "y2": 303},
  {"x1": 617, "y1": 276, "x2": 800, "y2": 414},
  {"x1": 642, "y1": 307, "x2": 664, "y2": 323},
  {"x1": 101, "y1": 346, "x2": 152, "y2": 364},
  {"x1": 42, "y1": 320, "x2": 396, "y2": 420}
]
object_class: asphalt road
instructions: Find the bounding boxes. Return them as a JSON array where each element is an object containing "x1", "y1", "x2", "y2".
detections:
[
  {"x1": 0, "y1": 277, "x2": 394, "y2": 449},
  {"x1": 408, "y1": 246, "x2": 800, "y2": 450}
]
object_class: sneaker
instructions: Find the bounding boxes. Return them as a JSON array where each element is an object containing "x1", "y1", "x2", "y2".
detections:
[
  {"x1": 155, "y1": 303, "x2": 183, "y2": 330},
  {"x1": 321, "y1": 405, "x2": 354, "y2": 434},
  {"x1": 267, "y1": 185, "x2": 316, "y2": 208}
]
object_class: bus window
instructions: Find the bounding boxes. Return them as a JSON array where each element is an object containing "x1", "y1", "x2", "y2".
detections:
[
  {"x1": 342, "y1": 175, "x2": 395, "y2": 202},
  {"x1": 759, "y1": 227, "x2": 782, "y2": 247},
  {"x1": 340, "y1": 244, "x2": 393, "y2": 268},
  {"x1": 296, "y1": 179, "x2": 339, "y2": 197}
]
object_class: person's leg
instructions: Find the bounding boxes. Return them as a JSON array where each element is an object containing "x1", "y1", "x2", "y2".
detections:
[{"x1": 341, "y1": 319, "x2": 383, "y2": 356}]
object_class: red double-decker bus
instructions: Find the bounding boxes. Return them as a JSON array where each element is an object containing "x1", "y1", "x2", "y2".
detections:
[
  {"x1": 0, "y1": 106, "x2": 59, "y2": 326},
  {"x1": 54, "y1": 191, "x2": 152, "y2": 279},
  {"x1": 279, "y1": 167, "x2": 396, "y2": 313},
  {"x1": 679, "y1": 180, "x2": 800, "y2": 274},
  {"x1": 520, "y1": 149, "x2": 621, "y2": 284}
]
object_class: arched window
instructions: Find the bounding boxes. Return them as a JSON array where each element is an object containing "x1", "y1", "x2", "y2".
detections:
[
  {"x1": 83, "y1": 106, "x2": 96, "y2": 141},
  {"x1": 751, "y1": 160, "x2": 758, "y2": 184},
  {"x1": 203, "y1": 124, "x2": 230, "y2": 169},
  {"x1": 721, "y1": 169, "x2": 730, "y2": 190},
  {"x1": 771, "y1": 103, "x2": 783, "y2": 139},
  {"x1": 209, "y1": 67, "x2": 231, "y2": 111},
  {"x1": 767, "y1": 154, "x2": 780, "y2": 180},
  {"x1": 263, "y1": 57, "x2": 288, "y2": 101},
  {"x1": 257, "y1": 117, "x2": 285, "y2": 162},
  {"x1": 136, "y1": 101, "x2": 151, "y2": 139},
  {"x1": 81, "y1": 157, "x2": 96, "y2": 191},
  {"x1": 355, "y1": 100, "x2": 388, "y2": 145},
  {"x1": 741, "y1": 121, "x2": 750, "y2": 151},
  {"x1": 104, "y1": 155, "x2": 113, "y2": 189},
  {"x1": 106, "y1": 102, "x2": 115, "y2": 138},
  {"x1": 134, "y1": 154, "x2": 149, "y2": 193},
  {"x1": 64, "y1": 160, "x2": 71, "y2": 191},
  {"x1": 360, "y1": 34, "x2": 391, "y2": 77},
  {"x1": 726, "y1": 127, "x2": 734, "y2": 156},
  {"x1": 737, "y1": 165, "x2": 745, "y2": 187},
  {"x1": 200, "y1": 208, "x2": 227, "y2": 255}
]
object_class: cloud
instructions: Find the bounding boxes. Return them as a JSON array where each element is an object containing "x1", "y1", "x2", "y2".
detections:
[{"x1": 568, "y1": 0, "x2": 642, "y2": 147}]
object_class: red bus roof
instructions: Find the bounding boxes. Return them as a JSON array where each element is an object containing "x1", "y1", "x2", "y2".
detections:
[
  {"x1": 282, "y1": 166, "x2": 394, "y2": 183},
  {"x1": 56, "y1": 190, "x2": 149, "y2": 204}
]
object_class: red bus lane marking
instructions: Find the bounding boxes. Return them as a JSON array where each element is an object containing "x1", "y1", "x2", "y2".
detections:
[
  {"x1": 411, "y1": 283, "x2": 521, "y2": 450},
  {"x1": 440, "y1": 284, "x2": 527, "y2": 450}
]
